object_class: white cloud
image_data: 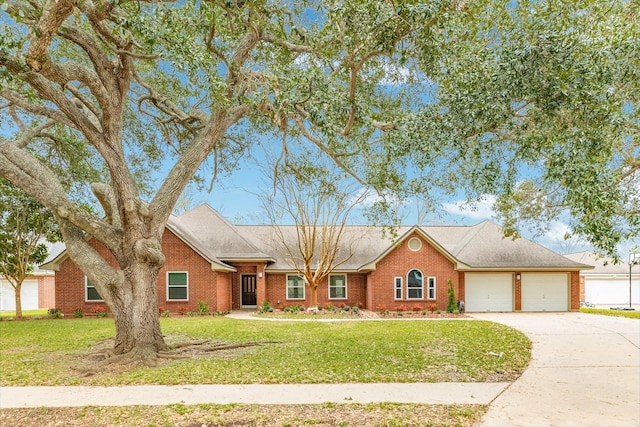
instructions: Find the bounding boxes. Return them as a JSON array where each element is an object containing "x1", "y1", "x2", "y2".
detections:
[{"x1": 442, "y1": 195, "x2": 498, "y2": 221}]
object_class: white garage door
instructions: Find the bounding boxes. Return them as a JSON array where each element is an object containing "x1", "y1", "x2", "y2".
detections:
[
  {"x1": 0, "y1": 280, "x2": 39, "y2": 311},
  {"x1": 521, "y1": 273, "x2": 569, "y2": 312},
  {"x1": 465, "y1": 273, "x2": 514, "y2": 312},
  {"x1": 585, "y1": 279, "x2": 639, "y2": 306}
]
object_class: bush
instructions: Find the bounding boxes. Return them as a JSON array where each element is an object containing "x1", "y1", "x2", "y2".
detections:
[
  {"x1": 352, "y1": 306, "x2": 360, "y2": 314},
  {"x1": 259, "y1": 301, "x2": 273, "y2": 313},
  {"x1": 342, "y1": 306, "x2": 350, "y2": 312},
  {"x1": 73, "y1": 308, "x2": 84, "y2": 318},
  {"x1": 197, "y1": 300, "x2": 209, "y2": 315},
  {"x1": 48, "y1": 308, "x2": 62, "y2": 319},
  {"x1": 447, "y1": 279, "x2": 457, "y2": 313},
  {"x1": 94, "y1": 306, "x2": 108, "y2": 317}
]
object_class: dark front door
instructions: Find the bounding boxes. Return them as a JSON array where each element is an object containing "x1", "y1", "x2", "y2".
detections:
[{"x1": 241, "y1": 275, "x2": 257, "y2": 306}]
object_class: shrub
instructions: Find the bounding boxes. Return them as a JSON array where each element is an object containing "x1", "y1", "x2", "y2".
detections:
[
  {"x1": 259, "y1": 301, "x2": 273, "y2": 313},
  {"x1": 197, "y1": 300, "x2": 209, "y2": 315},
  {"x1": 73, "y1": 308, "x2": 84, "y2": 318},
  {"x1": 352, "y1": 306, "x2": 360, "y2": 314},
  {"x1": 162, "y1": 310, "x2": 171, "y2": 317},
  {"x1": 447, "y1": 279, "x2": 457, "y2": 313},
  {"x1": 427, "y1": 303, "x2": 437, "y2": 313},
  {"x1": 94, "y1": 306, "x2": 108, "y2": 317},
  {"x1": 342, "y1": 306, "x2": 350, "y2": 312},
  {"x1": 396, "y1": 304, "x2": 406, "y2": 313},
  {"x1": 412, "y1": 304, "x2": 422, "y2": 312},
  {"x1": 48, "y1": 308, "x2": 62, "y2": 319}
]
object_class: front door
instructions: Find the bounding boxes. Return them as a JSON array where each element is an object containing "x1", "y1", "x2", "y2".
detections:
[{"x1": 241, "y1": 275, "x2": 257, "y2": 307}]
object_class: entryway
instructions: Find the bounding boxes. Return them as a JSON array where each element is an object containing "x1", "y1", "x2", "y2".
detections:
[{"x1": 241, "y1": 275, "x2": 257, "y2": 308}]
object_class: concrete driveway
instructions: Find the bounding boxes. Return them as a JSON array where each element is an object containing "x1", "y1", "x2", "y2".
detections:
[{"x1": 471, "y1": 312, "x2": 639, "y2": 427}]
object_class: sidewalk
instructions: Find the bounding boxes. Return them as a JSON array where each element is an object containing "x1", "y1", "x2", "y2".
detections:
[{"x1": 0, "y1": 383, "x2": 509, "y2": 408}]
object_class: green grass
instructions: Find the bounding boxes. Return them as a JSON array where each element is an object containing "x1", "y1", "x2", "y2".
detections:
[
  {"x1": 0, "y1": 309, "x2": 49, "y2": 319},
  {"x1": 580, "y1": 307, "x2": 640, "y2": 319},
  {"x1": 0, "y1": 317, "x2": 531, "y2": 386}
]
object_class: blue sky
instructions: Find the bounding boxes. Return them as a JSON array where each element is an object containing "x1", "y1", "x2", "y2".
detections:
[{"x1": 173, "y1": 153, "x2": 597, "y2": 256}]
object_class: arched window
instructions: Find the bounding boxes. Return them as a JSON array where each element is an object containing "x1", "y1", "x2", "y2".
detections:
[{"x1": 407, "y1": 269, "x2": 424, "y2": 299}]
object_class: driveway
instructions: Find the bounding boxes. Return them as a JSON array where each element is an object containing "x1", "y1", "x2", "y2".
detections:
[{"x1": 471, "y1": 312, "x2": 640, "y2": 427}]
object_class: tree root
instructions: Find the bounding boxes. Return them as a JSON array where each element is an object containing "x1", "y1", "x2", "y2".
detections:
[{"x1": 73, "y1": 335, "x2": 281, "y2": 377}]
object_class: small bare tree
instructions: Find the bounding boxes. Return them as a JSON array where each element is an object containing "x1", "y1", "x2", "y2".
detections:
[{"x1": 263, "y1": 168, "x2": 368, "y2": 308}]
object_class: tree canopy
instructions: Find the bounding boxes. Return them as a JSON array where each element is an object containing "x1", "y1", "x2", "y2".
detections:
[{"x1": 0, "y1": 0, "x2": 637, "y2": 361}]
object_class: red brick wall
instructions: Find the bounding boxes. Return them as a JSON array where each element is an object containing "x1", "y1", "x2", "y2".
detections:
[
  {"x1": 54, "y1": 229, "x2": 221, "y2": 315},
  {"x1": 515, "y1": 272, "x2": 522, "y2": 311},
  {"x1": 365, "y1": 232, "x2": 458, "y2": 311},
  {"x1": 37, "y1": 276, "x2": 56, "y2": 309},
  {"x1": 216, "y1": 272, "x2": 231, "y2": 311},
  {"x1": 570, "y1": 271, "x2": 580, "y2": 310},
  {"x1": 158, "y1": 230, "x2": 220, "y2": 314},
  {"x1": 264, "y1": 272, "x2": 367, "y2": 310}
]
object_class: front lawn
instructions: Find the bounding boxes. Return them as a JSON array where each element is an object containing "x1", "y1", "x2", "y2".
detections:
[
  {"x1": 580, "y1": 307, "x2": 640, "y2": 319},
  {"x1": 0, "y1": 309, "x2": 49, "y2": 319},
  {"x1": 0, "y1": 317, "x2": 531, "y2": 386}
]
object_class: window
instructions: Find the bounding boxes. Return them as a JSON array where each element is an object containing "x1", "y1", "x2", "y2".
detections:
[
  {"x1": 85, "y1": 277, "x2": 103, "y2": 301},
  {"x1": 287, "y1": 275, "x2": 305, "y2": 299},
  {"x1": 408, "y1": 237, "x2": 422, "y2": 252},
  {"x1": 167, "y1": 272, "x2": 188, "y2": 301},
  {"x1": 394, "y1": 277, "x2": 403, "y2": 300},
  {"x1": 329, "y1": 274, "x2": 347, "y2": 299},
  {"x1": 427, "y1": 276, "x2": 436, "y2": 300},
  {"x1": 407, "y1": 269, "x2": 424, "y2": 299}
]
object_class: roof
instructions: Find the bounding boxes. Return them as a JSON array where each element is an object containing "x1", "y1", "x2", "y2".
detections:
[
  {"x1": 564, "y1": 251, "x2": 635, "y2": 275},
  {"x1": 238, "y1": 219, "x2": 589, "y2": 272},
  {"x1": 41, "y1": 204, "x2": 591, "y2": 273},
  {"x1": 176, "y1": 204, "x2": 275, "y2": 263}
]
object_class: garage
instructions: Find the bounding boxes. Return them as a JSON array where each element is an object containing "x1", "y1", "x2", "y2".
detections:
[
  {"x1": 465, "y1": 272, "x2": 514, "y2": 312},
  {"x1": 0, "y1": 279, "x2": 39, "y2": 311},
  {"x1": 521, "y1": 273, "x2": 569, "y2": 311}
]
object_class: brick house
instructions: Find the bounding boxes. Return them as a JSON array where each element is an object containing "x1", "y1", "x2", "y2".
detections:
[{"x1": 43, "y1": 204, "x2": 590, "y2": 315}]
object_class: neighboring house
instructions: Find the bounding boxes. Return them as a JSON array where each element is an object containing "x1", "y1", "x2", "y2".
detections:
[
  {"x1": 0, "y1": 242, "x2": 64, "y2": 312},
  {"x1": 43, "y1": 204, "x2": 590, "y2": 315},
  {"x1": 564, "y1": 251, "x2": 640, "y2": 309},
  {"x1": 0, "y1": 271, "x2": 56, "y2": 311}
]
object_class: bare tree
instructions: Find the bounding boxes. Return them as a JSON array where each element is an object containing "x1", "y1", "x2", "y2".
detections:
[{"x1": 263, "y1": 168, "x2": 368, "y2": 308}]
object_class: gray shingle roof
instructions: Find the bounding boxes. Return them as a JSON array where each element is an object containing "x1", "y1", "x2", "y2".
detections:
[
  {"x1": 176, "y1": 204, "x2": 274, "y2": 262},
  {"x1": 41, "y1": 204, "x2": 592, "y2": 272},
  {"x1": 564, "y1": 251, "x2": 629, "y2": 275}
]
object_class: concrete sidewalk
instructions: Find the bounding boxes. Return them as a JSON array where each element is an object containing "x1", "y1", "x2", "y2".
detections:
[{"x1": 0, "y1": 382, "x2": 509, "y2": 408}]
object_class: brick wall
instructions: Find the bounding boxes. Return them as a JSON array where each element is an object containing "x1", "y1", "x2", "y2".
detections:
[
  {"x1": 55, "y1": 229, "x2": 221, "y2": 315},
  {"x1": 515, "y1": 272, "x2": 522, "y2": 311},
  {"x1": 37, "y1": 275, "x2": 56, "y2": 309},
  {"x1": 264, "y1": 272, "x2": 367, "y2": 310},
  {"x1": 365, "y1": 232, "x2": 458, "y2": 311},
  {"x1": 570, "y1": 271, "x2": 580, "y2": 310}
]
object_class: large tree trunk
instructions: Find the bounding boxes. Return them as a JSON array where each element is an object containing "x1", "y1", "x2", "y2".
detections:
[{"x1": 110, "y1": 260, "x2": 168, "y2": 363}]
